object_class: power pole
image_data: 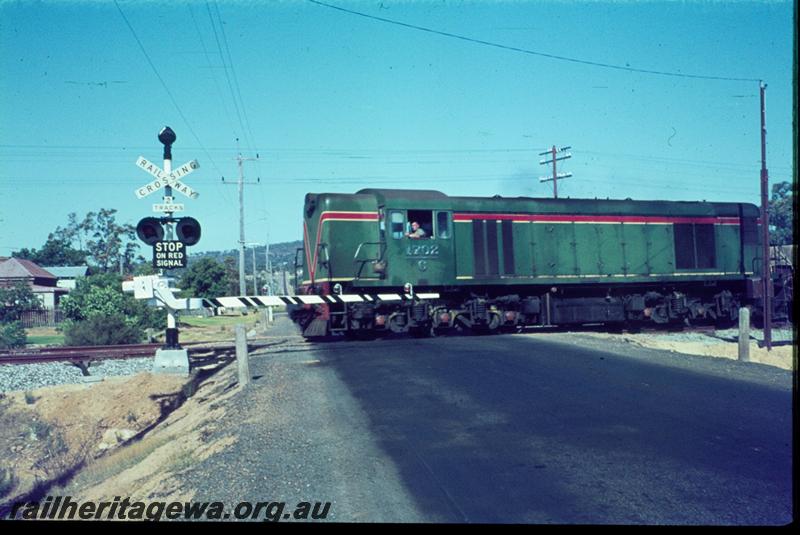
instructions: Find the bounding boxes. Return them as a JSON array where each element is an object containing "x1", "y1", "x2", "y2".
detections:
[
  {"x1": 759, "y1": 81, "x2": 772, "y2": 351},
  {"x1": 256, "y1": 214, "x2": 271, "y2": 295},
  {"x1": 245, "y1": 242, "x2": 262, "y2": 295},
  {"x1": 222, "y1": 140, "x2": 259, "y2": 295},
  {"x1": 264, "y1": 240, "x2": 271, "y2": 295},
  {"x1": 252, "y1": 245, "x2": 258, "y2": 295},
  {"x1": 539, "y1": 145, "x2": 572, "y2": 198}
]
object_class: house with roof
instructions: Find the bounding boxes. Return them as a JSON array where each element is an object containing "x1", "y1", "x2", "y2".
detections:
[
  {"x1": 40, "y1": 265, "x2": 89, "y2": 290},
  {"x1": 0, "y1": 257, "x2": 68, "y2": 309}
]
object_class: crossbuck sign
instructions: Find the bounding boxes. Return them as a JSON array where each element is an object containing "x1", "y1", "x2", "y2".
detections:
[{"x1": 134, "y1": 156, "x2": 200, "y2": 201}]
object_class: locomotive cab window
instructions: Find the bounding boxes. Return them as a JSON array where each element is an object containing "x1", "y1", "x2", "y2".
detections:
[
  {"x1": 406, "y1": 210, "x2": 433, "y2": 239},
  {"x1": 435, "y1": 211, "x2": 451, "y2": 239},
  {"x1": 390, "y1": 211, "x2": 406, "y2": 239},
  {"x1": 674, "y1": 223, "x2": 716, "y2": 270}
]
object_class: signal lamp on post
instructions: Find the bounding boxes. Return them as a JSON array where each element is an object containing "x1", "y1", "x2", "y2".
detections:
[
  {"x1": 158, "y1": 126, "x2": 176, "y2": 160},
  {"x1": 136, "y1": 217, "x2": 164, "y2": 246},
  {"x1": 176, "y1": 217, "x2": 202, "y2": 246}
]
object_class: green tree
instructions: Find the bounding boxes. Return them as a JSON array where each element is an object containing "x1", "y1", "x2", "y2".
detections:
[
  {"x1": 222, "y1": 257, "x2": 241, "y2": 296},
  {"x1": 133, "y1": 261, "x2": 159, "y2": 276},
  {"x1": 0, "y1": 283, "x2": 41, "y2": 323},
  {"x1": 769, "y1": 181, "x2": 794, "y2": 246},
  {"x1": 85, "y1": 209, "x2": 138, "y2": 272},
  {"x1": 0, "y1": 321, "x2": 26, "y2": 349},
  {"x1": 13, "y1": 237, "x2": 87, "y2": 266},
  {"x1": 180, "y1": 258, "x2": 230, "y2": 298},
  {"x1": 50, "y1": 210, "x2": 139, "y2": 273},
  {"x1": 53, "y1": 212, "x2": 94, "y2": 252}
]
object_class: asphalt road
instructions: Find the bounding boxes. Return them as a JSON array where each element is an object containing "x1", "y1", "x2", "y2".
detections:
[{"x1": 182, "y1": 321, "x2": 793, "y2": 524}]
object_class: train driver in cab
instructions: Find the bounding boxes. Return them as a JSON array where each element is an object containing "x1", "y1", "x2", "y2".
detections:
[{"x1": 406, "y1": 221, "x2": 427, "y2": 239}]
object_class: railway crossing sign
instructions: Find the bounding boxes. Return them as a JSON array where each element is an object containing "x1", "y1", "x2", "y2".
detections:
[{"x1": 134, "y1": 156, "x2": 200, "y2": 200}]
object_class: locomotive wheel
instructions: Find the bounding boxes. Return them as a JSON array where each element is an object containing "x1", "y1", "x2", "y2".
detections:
[
  {"x1": 470, "y1": 325, "x2": 496, "y2": 336},
  {"x1": 623, "y1": 321, "x2": 642, "y2": 334},
  {"x1": 430, "y1": 326, "x2": 450, "y2": 337},
  {"x1": 344, "y1": 329, "x2": 377, "y2": 341},
  {"x1": 714, "y1": 316, "x2": 736, "y2": 329},
  {"x1": 409, "y1": 326, "x2": 432, "y2": 338}
]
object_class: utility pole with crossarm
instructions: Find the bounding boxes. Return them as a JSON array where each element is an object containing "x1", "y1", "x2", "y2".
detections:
[
  {"x1": 222, "y1": 140, "x2": 260, "y2": 295},
  {"x1": 539, "y1": 145, "x2": 572, "y2": 199}
]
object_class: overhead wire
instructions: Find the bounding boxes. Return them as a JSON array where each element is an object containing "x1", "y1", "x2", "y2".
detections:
[
  {"x1": 211, "y1": 0, "x2": 259, "y2": 155},
  {"x1": 205, "y1": 0, "x2": 256, "y2": 155},
  {"x1": 307, "y1": 0, "x2": 762, "y2": 84},
  {"x1": 188, "y1": 2, "x2": 237, "y2": 206},
  {"x1": 112, "y1": 0, "x2": 225, "y2": 178},
  {"x1": 208, "y1": 1, "x2": 268, "y2": 233},
  {"x1": 204, "y1": 0, "x2": 266, "y2": 235},
  {"x1": 189, "y1": 3, "x2": 238, "y2": 141}
]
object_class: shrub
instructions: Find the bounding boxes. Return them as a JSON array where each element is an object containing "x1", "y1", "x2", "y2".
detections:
[
  {"x1": 60, "y1": 273, "x2": 166, "y2": 331},
  {"x1": 31, "y1": 423, "x2": 90, "y2": 481},
  {"x1": 63, "y1": 314, "x2": 144, "y2": 346},
  {"x1": 60, "y1": 275, "x2": 128, "y2": 322},
  {"x1": 0, "y1": 321, "x2": 26, "y2": 349}
]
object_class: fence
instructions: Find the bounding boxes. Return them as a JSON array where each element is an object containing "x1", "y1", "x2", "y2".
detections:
[{"x1": 19, "y1": 309, "x2": 65, "y2": 328}]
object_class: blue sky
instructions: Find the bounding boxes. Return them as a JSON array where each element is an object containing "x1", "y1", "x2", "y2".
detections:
[{"x1": 0, "y1": 0, "x2": 794, "y2": 256}]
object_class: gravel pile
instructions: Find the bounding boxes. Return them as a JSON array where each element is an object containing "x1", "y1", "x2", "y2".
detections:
[
  {"x1": 714, "y1": 328, "x2": 794, "y2": 343},
  {"x1": 639, "y1": 328, "x2": 794, "y2": 345},
  {"x1": 0, "y1": 357, "x2": 154, "y2": 393}
]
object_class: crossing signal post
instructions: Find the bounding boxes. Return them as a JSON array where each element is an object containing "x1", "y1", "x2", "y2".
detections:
[{"x1": 130, "y1": 127, "x2": 203, "y2": 375}]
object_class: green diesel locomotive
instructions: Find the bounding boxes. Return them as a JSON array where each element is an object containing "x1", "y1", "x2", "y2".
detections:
[{"x1": 290, "y1": 188, "x2": 780, "y2": 337}]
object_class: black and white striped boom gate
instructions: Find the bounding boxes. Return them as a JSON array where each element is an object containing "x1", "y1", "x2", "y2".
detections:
[
  {"x1": 123, "y1": 275, "x2": 439, "y2": 312},
  {"x1": 202, "y1": 292, "x2": 441, "y2": 309}
]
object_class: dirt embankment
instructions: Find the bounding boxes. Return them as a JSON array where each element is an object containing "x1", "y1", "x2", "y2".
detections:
[{"x1": 1, "y1": 362, "x2": 240, "y2": 516}]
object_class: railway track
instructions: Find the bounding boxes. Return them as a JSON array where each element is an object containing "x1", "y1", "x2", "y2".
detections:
[
  {"x1": 2, "y1": 322, "x2": 781, "y2": 368},
  {"x1": 0, "y1": 337, "x2": 303, "y2": 370}
]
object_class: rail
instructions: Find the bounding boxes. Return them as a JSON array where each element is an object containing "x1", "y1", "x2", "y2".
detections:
[{"x1": 0, "y1": 339, "x2": 278, "y2": 368}]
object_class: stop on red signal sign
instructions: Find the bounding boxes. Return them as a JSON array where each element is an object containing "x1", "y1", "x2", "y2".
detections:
[{"x1": 153, "y1": 241, "x2": 187, "y2": 269}]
